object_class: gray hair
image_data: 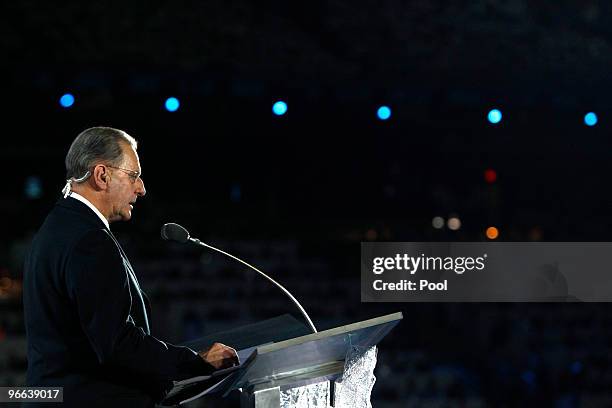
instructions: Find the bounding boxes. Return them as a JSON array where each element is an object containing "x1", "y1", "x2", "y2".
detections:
[{"x1": 65, "y1": 127, "x2": 137, "y2": 179}]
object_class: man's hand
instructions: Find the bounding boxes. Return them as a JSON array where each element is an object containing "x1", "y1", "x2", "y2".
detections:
[{"x1": 198, "y1": 342, "x2": 239, "y2": 370}]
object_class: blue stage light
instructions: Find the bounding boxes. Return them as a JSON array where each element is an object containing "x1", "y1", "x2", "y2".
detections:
[
  {"x1": 59, "y1": 93, "x2": 75, "y2": 108},
  {"x1": 487, "y1": 109, "x2": 502, "y2": 124},
  {"x1": 25, "y1": 176, "x2": 42, "y2": 199},
  {"x1": 584, "y1": 112, "x2": 598, "y2": 126},
  {"x1": 165, "y1": 97, "x2": 180, "y2": 112},
  {"x1": 377, "y1": 106, "x2": 391, "y2": 120},
  {"x1": 272, "y1": 101, "x2": 287, "y2": 116}
]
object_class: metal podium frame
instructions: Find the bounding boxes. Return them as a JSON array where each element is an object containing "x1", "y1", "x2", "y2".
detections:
[{"x1": 227, "y1": 312, "x2": 403, "y2": 408}]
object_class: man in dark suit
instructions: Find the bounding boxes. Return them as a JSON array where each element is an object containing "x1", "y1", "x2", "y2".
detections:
[{"x1": 23, "y1": 127, "x2": 238, "y2": 407}]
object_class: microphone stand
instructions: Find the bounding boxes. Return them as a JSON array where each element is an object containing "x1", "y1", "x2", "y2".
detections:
[{"x1": 188, "y1": 237, "x2": 318, "y2": 334}]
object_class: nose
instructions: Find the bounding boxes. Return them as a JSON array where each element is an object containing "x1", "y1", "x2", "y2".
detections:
[{"x1": 136, "y1": 178, "x2": 146, "y2": 197}]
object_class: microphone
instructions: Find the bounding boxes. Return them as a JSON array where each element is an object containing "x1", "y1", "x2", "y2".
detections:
[
  {"x1": 161, "y1": 223, "x2": 317, "y2": 333},
  {"x1": 161, "y1": 223, "x2": 190, "y2": 243}
]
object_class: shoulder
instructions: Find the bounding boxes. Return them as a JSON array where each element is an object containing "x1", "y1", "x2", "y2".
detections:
[
  {"x1": 68, "y1": 229, "x2": 123, "y2": 271},
  {"x1": 65, "y1": 229, "x2": 126, "y2": 296},
  {"x1": 34, "y1": 200, "x2": 107, "y2": 248}
]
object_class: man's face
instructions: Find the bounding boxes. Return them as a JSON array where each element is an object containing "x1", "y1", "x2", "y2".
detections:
[{"x1": 107, "y1": 143, "x2": 146, "y2": 222}]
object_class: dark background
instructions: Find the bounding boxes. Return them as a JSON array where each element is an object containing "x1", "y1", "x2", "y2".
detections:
[{"x1": 2, "y1": 1, "x2": 612, "y2": 407}]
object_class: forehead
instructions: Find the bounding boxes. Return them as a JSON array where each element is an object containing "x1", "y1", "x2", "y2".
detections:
[{"x1": 119, "y1": 142, "x2": 141, "y2": 171}]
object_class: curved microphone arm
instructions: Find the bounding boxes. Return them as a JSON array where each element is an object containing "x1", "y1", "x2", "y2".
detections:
[{"x1": 189, "y1": 237, "x2": 318, "y2": 334}]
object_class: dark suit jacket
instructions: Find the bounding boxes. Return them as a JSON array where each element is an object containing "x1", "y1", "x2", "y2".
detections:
[{"x1": 23, "y1": 197, "x2": 213, "y2": 407}]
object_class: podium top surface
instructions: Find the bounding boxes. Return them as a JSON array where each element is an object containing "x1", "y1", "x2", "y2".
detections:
[
  {"x1": 258, "y1": 312, "x2": 402, "y2": 354},
  {"x1": 227, "y1": 312, "x2": 403, "y2": 392},
  {"x1": 180, "y1": 314, "x2": 311, "y2": 351}
]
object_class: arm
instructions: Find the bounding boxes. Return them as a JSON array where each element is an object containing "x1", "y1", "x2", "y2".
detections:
[{"x1": 65, "y1": 229, "x2": 214, "y2": 382}]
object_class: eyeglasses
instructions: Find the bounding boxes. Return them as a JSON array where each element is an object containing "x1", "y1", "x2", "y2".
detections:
[{"x1": 107, "y1": 165, "x2": 142, "y2": 184}]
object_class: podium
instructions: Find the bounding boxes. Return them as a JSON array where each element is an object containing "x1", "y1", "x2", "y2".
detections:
[{"x1": 177, "y1": 312, "x2": 402, "y2": 407}]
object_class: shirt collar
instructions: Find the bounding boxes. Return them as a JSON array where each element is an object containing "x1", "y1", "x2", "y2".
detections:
[{"x1": 68, "y1": 192, "x2": 110, "y2": 230}]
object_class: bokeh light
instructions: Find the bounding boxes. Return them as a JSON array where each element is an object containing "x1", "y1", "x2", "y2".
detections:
[
  {"x1": 165, "y1": 97, "x2": 180, "y2": 112},
  {"x1": 59, "y1": 93, "x2": 75, "y2": 108},
  {"x1": 487, "y1": 109, "x2": 502, "y2": 124},
  {"x1": 447, "y1": 217, "x2": 461, "y2": 231},
  {"x1": 377, "y1": 106, "x2": 391, "y2": 120},
  {"x1": 484, "y1": 169, "x2": 497, "y2": 184},
  {"x1": 584, "y1": 112, "x2": 597, "y2": 126},
  {"x1": 432, "y1": 216, "x2": 445, "y2": 229},
  {"x1": 486, "y1": 226, "x2": 499, "y2": 240},
  {"x1": 272, "y1": 101, "x2": 287, "y2": 116}
]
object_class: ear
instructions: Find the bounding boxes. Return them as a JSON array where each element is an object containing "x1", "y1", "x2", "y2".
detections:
[{"x1": 91, "y1": 164, "x2": 110, "y2": 190}]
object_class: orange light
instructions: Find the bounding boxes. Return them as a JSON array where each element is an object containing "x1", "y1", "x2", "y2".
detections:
[
  {"x1": 0, "y1": 277, "x2": 11, "y2": 291},
  {"x1": 486, "y1": 226, "x2": 499, "y2": 240}
]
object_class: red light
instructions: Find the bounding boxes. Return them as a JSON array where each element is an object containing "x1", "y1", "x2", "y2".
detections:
[
  {"x1": 365, "y1": 229, "x2": 378, "y2": 241},
  {"x1": 484, "y1": 169, "x2": 497, "y2": 184}
]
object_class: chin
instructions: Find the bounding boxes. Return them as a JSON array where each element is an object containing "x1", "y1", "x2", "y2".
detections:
[{"x1": 110, "y1": 211, "x2": 131, "y2": 223}]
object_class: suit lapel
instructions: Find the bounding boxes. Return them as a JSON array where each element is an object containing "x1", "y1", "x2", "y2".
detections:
[{"x1": 104, "y1": 230, "x2": 151, "y2": 335}]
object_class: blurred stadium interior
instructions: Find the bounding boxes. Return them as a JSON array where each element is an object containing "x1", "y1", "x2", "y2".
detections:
[{"x1": 3, "y1": 1, "x2": 612, "y2": 406}]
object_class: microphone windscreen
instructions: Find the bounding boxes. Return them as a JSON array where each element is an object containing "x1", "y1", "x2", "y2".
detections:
[{"x1": 161, "y1": 223, "x2": 190, "y2": 243}]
